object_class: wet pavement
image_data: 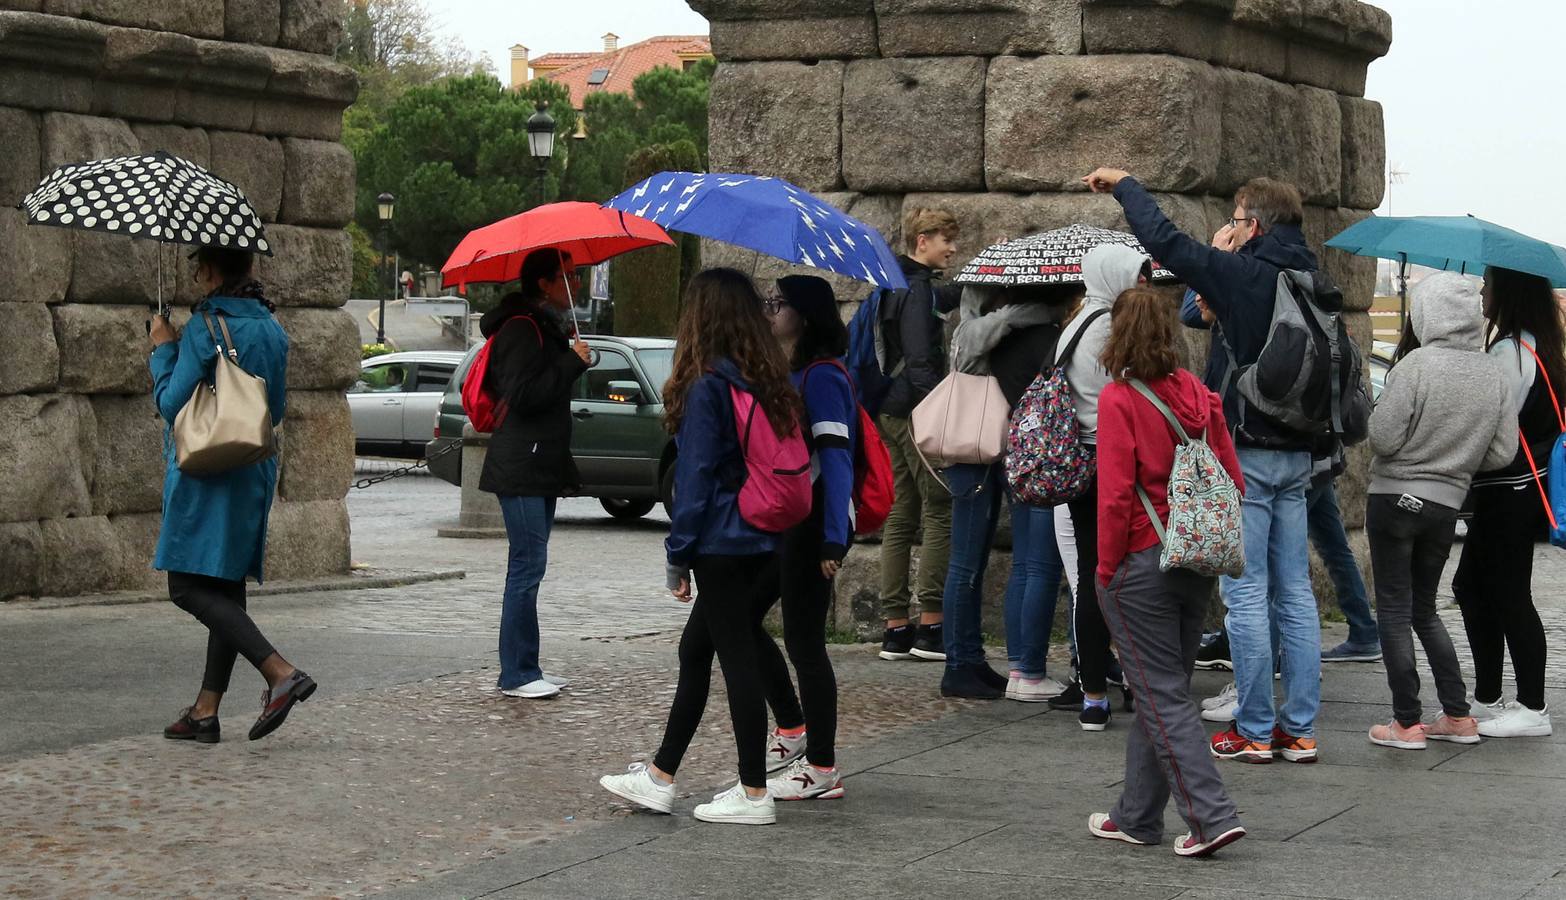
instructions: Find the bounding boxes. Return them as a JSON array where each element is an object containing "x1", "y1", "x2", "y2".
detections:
[{"x1": 1, "y1": 470, "x2": 1563, "y2": 898}]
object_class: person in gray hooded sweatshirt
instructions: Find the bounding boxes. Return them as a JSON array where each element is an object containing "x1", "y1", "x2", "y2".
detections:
[
  {"x1": 1049, "y1": 243, "x2": 1151, "y2": 730},
  {"x1": 1365, "y1": 273, "x2": 1517, "y2": 751}
]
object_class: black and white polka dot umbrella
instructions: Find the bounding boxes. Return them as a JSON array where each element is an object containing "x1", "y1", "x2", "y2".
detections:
[{"x1": 18, "y1": 151, "x2": 273, "y2": 256}]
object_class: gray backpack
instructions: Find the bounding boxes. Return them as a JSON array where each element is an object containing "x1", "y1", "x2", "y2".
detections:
[{"x1": 1217, "y1": 269, "x2": 1370, "y2": 447}]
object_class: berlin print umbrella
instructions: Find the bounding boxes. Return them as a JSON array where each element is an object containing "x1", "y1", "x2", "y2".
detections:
[
  {"x1": 956, "y1": 224, "x2": 1173, "y2": 286},
  {"x1": 20, "y1": 151, "x2": 273, "y2": 255}
]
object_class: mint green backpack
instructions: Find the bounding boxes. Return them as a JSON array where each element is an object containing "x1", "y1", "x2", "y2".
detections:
[{"x1": 1128, "y1": 380, "x2": 1246, "y2": 578}]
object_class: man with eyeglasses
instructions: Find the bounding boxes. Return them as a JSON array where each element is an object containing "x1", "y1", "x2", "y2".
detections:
[{"x1": 1083, "y1": 168, "x2": 1325, "y2": 769}]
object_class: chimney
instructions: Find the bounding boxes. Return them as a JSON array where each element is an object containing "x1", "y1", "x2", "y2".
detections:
[
  {"x1": 603, "y1": 32, "x2": 619, "y2": 53},
  {"x1": 509, "y1": 43, "x2": 530, "y2": 90}
]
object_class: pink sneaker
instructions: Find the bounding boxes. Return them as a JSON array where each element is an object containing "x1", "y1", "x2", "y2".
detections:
[
  {"x1": 1088, "y1": 813, "x2": 1149, "y2": 846},
  {"x1": 1368, "y1": 719, "x2": 1427, "y2": 750},
  {"x1": 1174, "y1": 825, "x2": 1246, "y2": 858},
  {"x1": 1426, "y1": 714, "x2": 1481, "y2": 744}
]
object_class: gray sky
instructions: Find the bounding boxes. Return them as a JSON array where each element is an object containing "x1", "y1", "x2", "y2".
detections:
[{"x1": 435, "y1": 0, "x2": 1565, "y2": 246}]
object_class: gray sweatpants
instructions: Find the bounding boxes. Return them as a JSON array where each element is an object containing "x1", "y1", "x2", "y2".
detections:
[{"x1": 1097, "y1": 547, "x2": 1243, "y2": 845}]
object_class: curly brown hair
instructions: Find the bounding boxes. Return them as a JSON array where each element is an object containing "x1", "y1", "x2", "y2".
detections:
[
  {"x1": 663, "y1": 268, "x2": 802, "y2": 438},
  {"x1": 1100, "y1": 288, "x2": 1183, "y2": 382}
]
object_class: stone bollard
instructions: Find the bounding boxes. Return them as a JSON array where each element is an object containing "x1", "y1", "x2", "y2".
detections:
[{"x1": 436, "y1": 424, "x2": 507, "y2": 538}]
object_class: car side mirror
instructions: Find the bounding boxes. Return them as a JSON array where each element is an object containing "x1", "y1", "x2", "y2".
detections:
[{"x1": 606, "y1": 380, "x2": 643, "y2": 405}]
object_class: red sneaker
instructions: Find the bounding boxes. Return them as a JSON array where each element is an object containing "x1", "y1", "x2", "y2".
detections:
[
  {"x1": 1210, "y1": 725, "x2": 1272, "y2": 763},
  {"x1": 1174, "y1": 825, "x2": 1247, "y2": 858},
  {"x1": 1088, "y1": 813, "x2": 1150, "y2": 846},
  {"x1": 1270, "y1": 726, "x2": 1319, "y2": 763}
]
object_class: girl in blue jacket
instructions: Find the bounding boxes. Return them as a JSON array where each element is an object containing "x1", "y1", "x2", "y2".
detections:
[
  {"x1": 150, "y1": 247, "x2": 314, "y2": 745},
  {"x1": 757, "y1": 275, "x2": 856, "y2": 801},
  {"x1": 599, "y1": 268, "x2": 801, "y2": 826}
]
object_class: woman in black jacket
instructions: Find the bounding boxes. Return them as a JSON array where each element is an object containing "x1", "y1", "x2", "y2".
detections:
[{"x1": 479, "y1": 249, "x2": 590, "y2": 699}]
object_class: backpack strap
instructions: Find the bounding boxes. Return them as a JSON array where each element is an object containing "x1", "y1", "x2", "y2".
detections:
[
  {"x1": 1127, "y1": 378, "x2": 1197, "y2": 444},
  {"x1": 1052, "y1": 307, "x2": 1109, "y2": 373},
  {"x1": 1517, "y1": 341, "x2": 1564, "y2": 533}
]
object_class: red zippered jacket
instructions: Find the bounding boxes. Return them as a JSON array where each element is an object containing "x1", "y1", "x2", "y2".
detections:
[{"x1": 1095, "y1": 369, "x2": 1243, "y2": 587}]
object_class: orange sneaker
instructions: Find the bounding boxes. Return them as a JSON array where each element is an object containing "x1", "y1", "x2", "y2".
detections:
[
  {"x1": 1426, "y1": 714, "x2": 1481, "y2": 744},
  {"x1": 1210, "y1": 726, "x2": 1272, "y2": 763},
  {"x1": 1368, "y1": 719, "x2": 1427, "y2": 750},
  {"x1": 1270, "y1": 726, "x2": 1319, "y2": 763}
]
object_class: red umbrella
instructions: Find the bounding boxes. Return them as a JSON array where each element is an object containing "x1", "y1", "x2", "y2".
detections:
[{"x1": 440, "y1": 201, "x2": 673, "y2": 292}]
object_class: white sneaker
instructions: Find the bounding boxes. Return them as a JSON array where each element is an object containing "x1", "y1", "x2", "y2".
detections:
[
  {"x1": 765, "y1": 729, "x2": 807, "y2": 773},
  {"x1": 1471, "y1": 697, "x2": 1506, "y2": 722},
  {"x1": 501, "y1": 678, "x2": 560, "y2": 699},
  {"x1": 599, "y1": 762, "x2": 674, "y2": 814},
  {"x1": 693, "y1": 783, "x2": 776, "y2": 825},
  {"x1": 1201, "y1": 683, "x2": 1238, "y2": 722},
  {"x1": 1478, "y1": 702, "x2": 1553, "y2": 738},
  {"x1": 1201, "y1": 682, "x2": 1238, "y2": 711},
  {"x1": 542, "y1": 673, "x2": 570, "y2": 687},
  {"x1": 767, "y1": 758, "x2": 845, "y2": 801},
  {"x1": 1007, "y1": 675, "x2": 1067, "y2": 702}
]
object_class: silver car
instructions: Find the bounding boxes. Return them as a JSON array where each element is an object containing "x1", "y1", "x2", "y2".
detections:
[{"x1": 349, "y1": 350, "x2": 466, "y2": 458}]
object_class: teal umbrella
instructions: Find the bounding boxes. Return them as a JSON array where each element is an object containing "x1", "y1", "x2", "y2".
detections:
[{"x1": 1326, "y1": 214, "x2": 1566, "y2": 288}]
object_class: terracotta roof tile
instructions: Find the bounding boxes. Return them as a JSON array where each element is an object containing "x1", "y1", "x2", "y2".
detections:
[{"x1": 528, "y1": 35, "x2": 711, "y2": 108}]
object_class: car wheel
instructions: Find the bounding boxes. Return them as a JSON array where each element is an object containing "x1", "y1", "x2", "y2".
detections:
[
  {"x1": 601, "y1": 498, "x2": 655, "y2": 520},
  {"x1": 660, "y1": 463, "x2": 676, "y2": 519}
]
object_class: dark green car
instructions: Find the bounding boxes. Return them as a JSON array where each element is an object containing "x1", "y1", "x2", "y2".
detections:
[{"x1": 426, "y1": 335, "x2": 677, "y2": 519}]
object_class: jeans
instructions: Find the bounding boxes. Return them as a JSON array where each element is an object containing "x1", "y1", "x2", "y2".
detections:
[
  {"x1": 877, "y1": 414, "x2": 953, "y2": 621},
  {"x1": 1005, "y1": 499, "x2": 1065, "y2": 678},
  {"x1": 655, "y1": 554, "x2": 775, "y2": 788},
  {"x1": 168, "y1": 571, "x2": 277, "y2": 694},
  {"x1": 1307, "y1": 481, "x2": 1378, "y2": 648},
  {"x1": 1454, "y1": 483, "x2": 1549, "y2": 710},
  {"x1": 497, "y1": 494, "x2": 556, "y2": 690},
  {"x1": 1220, "y1": 447, "x2": 1321, "y2": 742},
  {"x1": 941, "y1": 462, "x2": 1004, "y2": 669},
  {"x1": 1366, "y1": 494, "x2": 1470, "y2": 726}
]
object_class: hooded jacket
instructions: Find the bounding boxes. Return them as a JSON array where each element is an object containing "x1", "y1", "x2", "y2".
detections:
[
  {"x1": 1368, "y1": 273, "x2": 1517, "y2": 510},
  {"x1": 477, "y1": 294, "x2": 588, "y2": 497},
  {"x1": 1115, "y1": 176, "x2": 1319, "y2": 450},
  {"x1": 1095, "y1": 368, "x2": 1243, "y2": 586},
  {"x1": 1057, "y1": 243, "x2": 1148, "y2": 444},
  {"x1": 879, "y1": 255, "x2": 960, "y2": 417},
  {"x1": 665, "y1": 357, "x2": 781, "y2": 573}
]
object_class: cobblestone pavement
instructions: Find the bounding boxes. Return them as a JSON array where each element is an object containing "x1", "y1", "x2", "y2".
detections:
[{"x1": 1, "y1": 474, "x2": 1563, "y2": 898}]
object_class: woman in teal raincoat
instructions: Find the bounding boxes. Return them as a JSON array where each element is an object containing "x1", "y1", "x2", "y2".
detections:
[{"x1": 149, "y1": 246, "x2": 316, "y2": 744}]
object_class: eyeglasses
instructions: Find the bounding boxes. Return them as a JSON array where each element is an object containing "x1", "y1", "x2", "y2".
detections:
[
  {"x1": 1228, "y1": 216, "x2": 1257, "y2": 231},
  {"x1": 763, "y1": 298, "x2": 784, "y2": 315}
]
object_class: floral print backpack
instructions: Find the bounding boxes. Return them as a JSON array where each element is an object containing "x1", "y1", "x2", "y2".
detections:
[
  {"x1": 1005, "y1": 309, "x2": 1106, "y2": 507},
  {"x1": 1128, "y1": 379, "x2": 1246, "y2": 578}
]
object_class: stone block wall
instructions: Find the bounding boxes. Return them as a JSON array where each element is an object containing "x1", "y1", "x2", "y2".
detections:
[
  {"x1": 0, "y1": 2, "x2": 358, "y2": 599},
  {"x1": 694, "y1": 0, "x2": 1391, "y2": 616}
]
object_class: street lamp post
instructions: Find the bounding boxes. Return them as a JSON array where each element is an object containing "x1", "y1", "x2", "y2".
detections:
[
  {"x1": 526, "y1": 100, "x2": 557, "y2": 208},
  {"x1": 376, "y1": 192, "x2": 395, "y2": 345}
]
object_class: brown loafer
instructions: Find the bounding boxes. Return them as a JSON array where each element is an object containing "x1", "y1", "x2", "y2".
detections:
[
  {"x1": 248, "y1": 670, "x2": 317, "y2": 741},
  {"x1": 164, "y1": 707, "x2": 221, "y2": 744}
]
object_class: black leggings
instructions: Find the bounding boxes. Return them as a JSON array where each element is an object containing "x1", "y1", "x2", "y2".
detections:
[
  {"x1": 755, "y1": 519, "x2": 839, "y2": 768},
  {"x1": 1453, "y1": 484, "x2": 1549, "y2": 710},
  {"x1": 1070, "y1": 477, "x2": 1114, "y2": 694},
  {"x1": 168, "y1": 571, "x2": 276, "y2": 694},
  {"x1": 654, "y1": 554, "x2": 775, "y2": 789}
]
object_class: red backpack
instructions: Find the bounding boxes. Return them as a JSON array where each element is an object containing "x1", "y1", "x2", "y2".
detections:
[
  {"x1": 729, "y1": 384, "x2": 813, "y2": 533},
  {"x1": 804, "y1": 360, "x2": 895, "y2": 535},
  {"x1": 461, "y1": 316, "x2": 542, "y2": 434}
]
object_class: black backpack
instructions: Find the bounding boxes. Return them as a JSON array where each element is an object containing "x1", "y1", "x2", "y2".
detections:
[{"x1": 1217, "y1": 270, "x2": 1371, "y2": 447}]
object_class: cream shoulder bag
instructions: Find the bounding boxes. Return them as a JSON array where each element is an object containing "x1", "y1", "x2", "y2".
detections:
[{"x1": 173, "y1": 313, "x2": 277, "y2": 475}]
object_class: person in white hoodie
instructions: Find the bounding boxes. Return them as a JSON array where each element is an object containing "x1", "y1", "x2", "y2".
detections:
[
  {"x1": 1365, "y1": 273, "x2": 1516, "y2": 751},
  {"x1": 1047, "y1": 243, "x2": 1151, "y2": 731}
]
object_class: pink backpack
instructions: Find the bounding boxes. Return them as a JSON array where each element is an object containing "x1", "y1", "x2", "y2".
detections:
[{"x1": 729, "y1": 384, "x2": 812, "y2": 533}]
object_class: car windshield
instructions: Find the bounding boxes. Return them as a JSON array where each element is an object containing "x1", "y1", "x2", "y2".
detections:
[{"x1": 637, "y1": 348, "x2": 674, "y2": 402}]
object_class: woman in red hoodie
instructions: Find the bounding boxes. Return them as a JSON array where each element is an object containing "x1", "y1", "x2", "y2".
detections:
[{"x1": 1086, "y1": 287, "x2": 1248, "y2": 858}]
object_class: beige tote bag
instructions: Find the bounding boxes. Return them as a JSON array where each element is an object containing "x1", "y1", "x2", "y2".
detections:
[
  {"x1": 173, "y1": 313, "x2": 277, "y2": 475},
  {"x1": 910, "y1": 368, "x2": 1010, "y2": 468}
]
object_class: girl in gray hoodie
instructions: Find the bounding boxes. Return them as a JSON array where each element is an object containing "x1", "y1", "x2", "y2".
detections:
[{"x1": 1365, "y1": 273, "x2": 1516, "y2": 751}]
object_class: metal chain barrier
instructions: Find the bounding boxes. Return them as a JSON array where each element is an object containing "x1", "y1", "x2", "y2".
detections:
[{"x1": 351, "y1": 439, "x2": 462, "y2": 490}]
